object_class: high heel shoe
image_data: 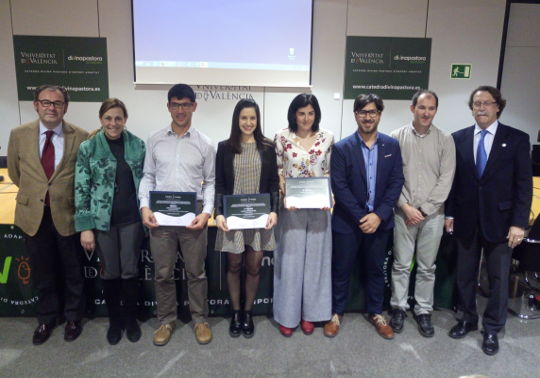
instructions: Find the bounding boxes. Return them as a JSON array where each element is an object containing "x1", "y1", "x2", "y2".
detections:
[
  {"x1": 242, "y1": 311, "x2": 255, "y2": 338},
  {"x1": 229, "y1": 311, "x2": 242, "y2": 338}
]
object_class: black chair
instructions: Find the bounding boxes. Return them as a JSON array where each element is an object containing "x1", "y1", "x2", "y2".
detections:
[
  {"x1": 508, "y1": 214, "x2": 540, "y2": 319},
  {"x1": 0, "y1": 155, "x2": 6, "y2": 182}
]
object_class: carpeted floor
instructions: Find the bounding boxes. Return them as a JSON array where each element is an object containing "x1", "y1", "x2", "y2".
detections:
[{"x1": 1, "y1": 297, "x2": 539, "y2": 378}]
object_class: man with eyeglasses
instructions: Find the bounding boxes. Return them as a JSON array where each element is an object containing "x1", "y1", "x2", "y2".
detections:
[
  {"x1": 388, "y1": 90, "x2": 455, "y2": 337},
  {"x1": 7, "y1": 84, "x2": 88, "y2": 345},
  {"x1": 325, "y1": 93, "x2": 404, "y2": 339},
  {"x1": 139, "y1": 83, "x2": 215, "y2": 346},
  {"x1": 445, "y1": 86, "x2": 532, "y2": 355}
]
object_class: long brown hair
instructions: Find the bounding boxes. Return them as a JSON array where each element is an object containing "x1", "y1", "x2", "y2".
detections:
[{"x1": 228, "y1": 99, "x2": 273, "y2": 154}]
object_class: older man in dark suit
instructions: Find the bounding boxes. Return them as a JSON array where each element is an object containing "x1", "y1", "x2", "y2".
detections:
[
  {"x1": 445, "y1": 86, "x2": 532, "y2": 355},
  {"x1": 8, "y1": 84, "x2": 88, "y2": 345}
]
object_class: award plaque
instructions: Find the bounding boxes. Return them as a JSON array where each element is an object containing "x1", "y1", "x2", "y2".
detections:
[
  {"x1": 149, "y1": 191, "x2": 197, "y2": 226},
  {"x1": 223, "y1": 193, "x2": 271, "y2": 230},
  {"x1": 284, "y1": 177, "x2": 332, "y2": 209}
]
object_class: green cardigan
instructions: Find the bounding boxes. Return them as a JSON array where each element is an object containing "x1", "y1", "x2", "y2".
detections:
[{"x1": 74, "y1": 129, "x2": 145, "y2": 231}]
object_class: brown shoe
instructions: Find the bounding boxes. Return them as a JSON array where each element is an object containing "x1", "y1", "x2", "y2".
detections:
[
  {"x1": 194, "y1": 322, "x2": 212, "y2": 345},
  {"x1": 369, "y1": 314, "x2": 394, "y2": 339},
  {"x1": 323, "y1": 314, "x2": 342, "y2": 337},
  {"x1": 153, "y1": 322, "x2": 175, "y2": 346}
]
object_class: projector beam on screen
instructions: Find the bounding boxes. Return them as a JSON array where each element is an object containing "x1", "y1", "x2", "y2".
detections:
[{"x1": 132, "y1": 0, "x2": 313, "y2": 87}]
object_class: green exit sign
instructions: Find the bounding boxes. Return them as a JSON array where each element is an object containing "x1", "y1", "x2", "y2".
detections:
[{"x1": 451, "y1": 64, "x2": 471, "y2": 79}]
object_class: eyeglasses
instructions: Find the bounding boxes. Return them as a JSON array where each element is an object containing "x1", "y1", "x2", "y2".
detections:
[
  {"x1": 169, "y1": 102, "x2": 194, "y2": 110},
  {"x1": 472, "y1": 101, "x2": 497, "y2": 108},
  {"x1": 37, "y1": 99, "x2": 65, "y2": 108},
  {"x1": 355, "y1": 109, "x2": 380, "y2": 117}
]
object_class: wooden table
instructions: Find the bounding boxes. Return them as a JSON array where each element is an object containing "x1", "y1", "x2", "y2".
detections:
[{"x1": 0, "y1": 168, "x2": 16, "y2": 224}]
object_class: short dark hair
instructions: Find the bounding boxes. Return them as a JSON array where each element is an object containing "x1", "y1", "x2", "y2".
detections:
[
  {"x1": 287, "y1": 93, "x2": 321, "y2": 133},
  {"x1": 168, "y1": 84, "x2": 196, "y2": 103},
  {"x1": 99, "y1": 98, "x2": 128, "y2": 118},
  {"x1": 228, "y1": 99, "x2": 273, "y2": 154},
  {"x1": 34, "y1": 84, "x2": 69, "y2": 104},
  {"x1": 468, "y1": 85, "x2": 506, "y2": 117},
  {"x1": 353, "y1": 93, "x2": 384, "y2": 113},
  {"x1": 411, "y1": 90, "x2": 439, "y2": 108}
]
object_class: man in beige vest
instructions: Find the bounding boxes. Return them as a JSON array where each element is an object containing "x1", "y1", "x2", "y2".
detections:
[{"x1": 8, "y1": 84, "x2": 88, "y2": 345}]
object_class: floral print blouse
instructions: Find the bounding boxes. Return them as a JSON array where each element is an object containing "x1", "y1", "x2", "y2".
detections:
[{"x1": 274, "y1": 128, "x2": 334, "y2": 178}]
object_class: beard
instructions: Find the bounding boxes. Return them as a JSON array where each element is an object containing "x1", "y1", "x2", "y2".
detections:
[{"x1": 359, "y1": 120, "x2": 378, "y2": 134}]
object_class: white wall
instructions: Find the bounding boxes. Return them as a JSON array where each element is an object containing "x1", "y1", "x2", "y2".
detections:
[
  {"x1": 500, "y1": 3, "x2": 540, "y2": 142},
  {"x1": 1, "y1": 0, "x2": 511, "y2": 153}
]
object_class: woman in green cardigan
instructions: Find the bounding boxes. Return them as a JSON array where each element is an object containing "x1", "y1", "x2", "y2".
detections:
[{"x1": 74, "y1": 98, "x2": 145, "y2": 345}]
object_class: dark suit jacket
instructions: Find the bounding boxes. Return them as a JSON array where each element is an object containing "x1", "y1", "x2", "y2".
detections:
[
  {"x1": 214, "y1": 140, "x2": 279, "y2": 216},
  {"x1": 7, "y1": 120, "x2": 89, "y2": 236},
  {"x1": 331, "y1": 132, "x2": 404, "y2": 233},
  {"x1": 446, "y1": 123, "x2": 532, "y2": 243}
]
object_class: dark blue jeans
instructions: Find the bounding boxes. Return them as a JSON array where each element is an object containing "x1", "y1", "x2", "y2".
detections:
[{"x1": 331, "y1": 229, "x2": 390, "y2": 315}]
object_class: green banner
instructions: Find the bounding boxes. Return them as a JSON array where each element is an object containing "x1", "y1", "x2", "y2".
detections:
[
  {"x1": 344, "y1": 36, "x2": 431, "y2": 100},
  {"x1": 0, "y1": 225, "x2": 274, "y2": 318},
  {"x1": 0, "y1": 225, "x2": 37, "y2": 316},
  {"x1": 0, "y1": 225, "x2": 455, "y2": 318},
  {"x1": 13, "y1": 35, "x2": 109, "y2": 102}
]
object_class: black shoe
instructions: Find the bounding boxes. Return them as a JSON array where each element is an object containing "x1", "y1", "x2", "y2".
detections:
[
  {"x1": 229, "y1": 311, "x2": 242, "y2": 338},
  {"x1": 482, "y1": 332, "x2": 499, "y2": 356},
  {"x1": 389, "y1": 309, "x2": 406, "y2": 333},
  {"x1": 448, "y1": 320, "x2": 478, "y2": 339},
  {"x1": 64, "y1": 320, "x2": 82, "y2": 342},
  {"x1": 107, "y1": 322, "x2": 124, "y2": 345},
  {"x1": 241, "y1": 311, "x2": 255, "y2": 338},
  {"x1": 414, "y1": 313, "x2": 434, "y2": 338},
  {"x1": 32, "y1": 323, "x2": 54, "y2": 345},
  {"x1": 125, "y1": 317, "x2": 141, "y2": 343}
]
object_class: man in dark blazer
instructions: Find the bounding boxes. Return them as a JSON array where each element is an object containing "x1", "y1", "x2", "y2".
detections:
[
  {"x1": 445, "y1": 86, "x2": 532, "y2": 355},
  {"x1": 7, "y1": 84, "x2": 88, "y2": 345},
  {"x1": 324, "y1": 93, "x2": 404, "y2": 339}
]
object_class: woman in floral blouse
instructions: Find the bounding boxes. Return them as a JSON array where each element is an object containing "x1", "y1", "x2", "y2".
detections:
[
  {"x1": 273, "y1": 93, "x2": 334, "y2": 336},
  {"x1": 74, "y1": 98, "x2": 145, "y2": 345}
]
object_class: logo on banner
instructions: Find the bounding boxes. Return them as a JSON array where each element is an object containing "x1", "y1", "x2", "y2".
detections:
[
  {"x1": 350, "y1": 51, "x2": 384, "y2": 65},
  {"x1": 16, "y1": 257, "x2": 31, "y2": 285},
  {"x1": 194, "y1": 86, "x2": 255, "y2": 102},
  {"x1": 0, "y1": 256, "x2": 11, "y2": 284},
  {"x1": 1, "y1": 255, "x2": 32, "y2": 285},
  {"x1": 67, "y1": 55, "x2": 104, "y2": 64},
  {"x1": 19, "y1": 51, "x2": 58, "y2": 65},
  {"x1": 393, "y1": 55, "x2": 427, "y2": 63}
]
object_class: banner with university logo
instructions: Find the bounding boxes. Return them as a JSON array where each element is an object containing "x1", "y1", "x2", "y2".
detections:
[
  {"x1": 13, "y1": 35, "x2": 109, "y2": 102},
  {"x1": 0, "y1": 226, "x2": 275, "y2": 318},
  {"x1": 344, "y1": 36, "x2": 432, "y2": 100},
  {"x1": 0, "y1": 225, "x2": 37, "y2": 315},
  {"x1": 0, "y1": 224, "x2": 456, "y2": 319}
]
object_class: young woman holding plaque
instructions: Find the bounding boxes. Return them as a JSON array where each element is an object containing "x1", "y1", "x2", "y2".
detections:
[
  {"x1": 74, "y1": 98, "x2": 145, "y2": 345},
  {"x1": 273, "y1": 93, "x2": 334, "y2": 337},
  {"x1": 214, "y1": 99, "x2": 279, "y2": 338}
]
